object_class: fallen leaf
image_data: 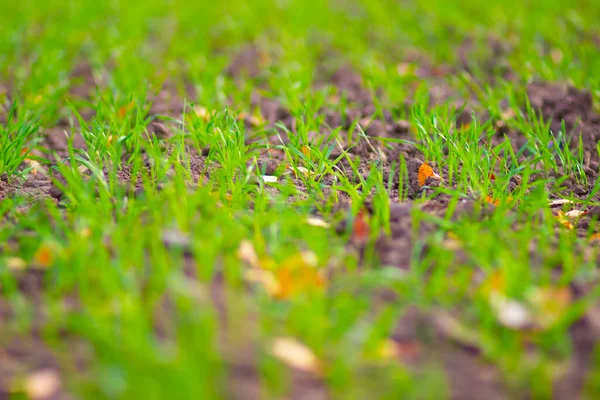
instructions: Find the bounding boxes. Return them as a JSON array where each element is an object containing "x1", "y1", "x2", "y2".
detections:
[
  {"x1": 590, "y1": 233, "x2": 600, "y2": 242},
  {"x1": 33, "y1": 243, "x2": 54, "y2": 267},
  {"x1": 550, "y1": 48, "x2": 563, "y2": 64},
  {"x1": 489, "y1": 173, "x2": 497, "y2": 181},
  {"x1": 24, "y1": 369, "x2": 61, "y2": 400},
  {"x1": 377, "y1": 339, "x2": 421, "y2": 362},
  {"x1": 548, "y1": 199, "x2": 573, "y2": 207},
  {"x1": 351, "y1": 209, "x2": 370, "y2": 245},
  {"x1": 261, "y1": 175, "x2": 278, "y2": 183},
  {"x1": 161, "y1": 229, "x2": 191, "y2": 248},
  {"x1": 245, "y1": 268, "x2": 279, "y2": 295},
  {"x1": 489, "y1": 293, "x2": 532, "y2": 329},
  {"x1": 238, "y1": 240, "x2": 259, "y2": 269},
  {"x1": 274, "y1": 252, "x2": 325, "y2": 299},
  {"x1": 485, "y1": 195, "x2": 514, "y2": 206},
  {"x1": 527, "y1": 286, "x2": 572, "y2": 329},
  {"x1": 306, "y1": 217, "x2": 330, "y2": 228},
  {"x1": 485, "y1": 195, "x2": 500, "y2": 206},
  {"x1": 417, "y1": 162, "x2": 441, "y2": 187},
  {"x1": 271, "y1": 337, "x2": 322, "y2": 374},
  {"x1": 295, "y1": 166, "x2": 311, "y2": 177},
  {"x1": 25, "y1": 159, "x2": 43, "y2": 176},
  {"x1": 396, "y1": 62, "x2": 415, "y2": 77},
  {"x1": 431, "y1": 311, "x2": 481, "y2": 348},
  {"x1": 555, "y1": 211, "x2": 575, "y2": 230},
  {"x1": 500, "y1": 109, "x2": 516, "y2": 120},
  {"x1": 6, "y1": 257, "x2": 26, "y2": 270},
  {"x1": 195, "y1": 106, "x2": 211, "y2": 121},
  {"x1": 118, "y1": 101, "x2": 135, "y2": 118},
  {"x1": 564, "y1": 210, "x2": 586, "y2": 219}
]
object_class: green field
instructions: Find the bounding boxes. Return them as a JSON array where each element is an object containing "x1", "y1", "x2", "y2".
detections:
[{"x1": 2, "y1": 0, "x2": 600, "y2": 398}]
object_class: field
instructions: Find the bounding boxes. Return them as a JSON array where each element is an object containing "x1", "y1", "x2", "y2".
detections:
[{"x1": 2, "y1": 0, "x2": 600, "y2": 398}]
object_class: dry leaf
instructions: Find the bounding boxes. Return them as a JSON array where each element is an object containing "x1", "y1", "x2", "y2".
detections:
[
  {"x1": 555, "y1": 211, "x2": 575, "y2": 230},
  {"x1": 564, "y1": 210, "x2": 586, "y2": 219},
  {"x1": 550, "y1": 48, "x2": 563, "y2": 64},
  {"x1": 118, "y1": 101, "x2": 135, "y2": 118},
  {"x1": 6, "y1": 257, "x2": 26, "y2": 270},
  {"x1": 238, "y1": 240, "x2": 259, "y2": 269},
  {"x1": 245, "y1": 268, "x2": 279, "y2": 295},
  {"x1": 396, "y1": 62, "x2": 415, "y2": 77},
  {"x1": 274, "y1": 252, "x2": 324, "y2": 299},
  {"x1": 271, "y1": 337, "x2": 322, "y2": 374},
  {"x1": 485, "y1": 195, "x2": 500, "y2": 206},
  {"x1": 485, "y1": 195, "x2": 514, "y2": 206},
  {"x1": 376, "y1": 339, "x2": 421, "y2": 362},
  {"x1": 590, "y1": 233, "x2": 600, "y2": 242},
  {"x1": 489, "y1": 173, "x2": 497, "y2": 181},
  {"x1": 24, "y1": 369, "x2": 61, "y2": 400},
  {"x1": 431, "y1": 311, "x2": 481, "y2": 348},
  {"x1": 490, "y1": 293, "x2": 532, "y2": 329},
  {"x1": 417, "y1": 162, "x2": 441, "y2": 187},
  {"x1": 261, "y1": 175, "x2": 278, "y2": 183},
  {"x1": 195, "y1": 106, "x2": 211, "y2": 121},
  {"x1": 527, "y1": 286, "x2": 572, "y2": 329},
  {"x1": 306, "y1": 217, "x2": 329, "y2": 228},
  {"x1": 244, "y1": 250, "x2": 325, "y2": 299},
  {"x1": 33, "y1": 243, "x2": 54, "y2": 267},
  {"x1": 548, "y1": 199, "x2": 573, "y2": 207},
  {"x1": 25, "y1": 159, "x2": 43, "y2": 176},
  {"x1": 351, "y1": 209, "x2": 370, "y2": 245}
]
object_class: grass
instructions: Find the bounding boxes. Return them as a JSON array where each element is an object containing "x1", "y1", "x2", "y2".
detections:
[{"x1": 2, "y1": 0, "x2": 600, "y2": 398}]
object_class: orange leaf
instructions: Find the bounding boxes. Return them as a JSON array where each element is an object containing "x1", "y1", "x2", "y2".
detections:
[
  {"x1": 485, "y1": 195, "x2": 500, "y2": 206},
  {"x1": 351, "y1": 209, "x2": 370, "y2": 245},
  {"x1": 555, "y1": 211, "x2": 575, "y2": 230},
  {"x1": 485, "y1": 195, "x2": 514, "y2": 206},
  {"x1": 273, "y1": 252, "x2": 325, "y2": 299},
  {"x1": 33, "y1": 243, "x2": 54, "y2": 267},
  {"x1": 118, "y1": 101, "x2": 135, "y2": 118},
  {"x1": 489, "y1": 173, "x2": 496, "y2": 181},
  {"x1": 417, "y1": 162, "x2": 440, "y2": 187},
  {"x1": 590, "y1": 233, "x2": 600, "y2": 242}
]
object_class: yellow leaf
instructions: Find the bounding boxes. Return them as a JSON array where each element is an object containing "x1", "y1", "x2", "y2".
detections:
[{"x1": 6, "y1": 257, "x2": 26, "y2": 270}]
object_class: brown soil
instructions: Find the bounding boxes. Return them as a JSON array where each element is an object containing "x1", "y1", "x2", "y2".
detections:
[{"x1": 3, "y1": 47, "x2": 600, "y2": 399}]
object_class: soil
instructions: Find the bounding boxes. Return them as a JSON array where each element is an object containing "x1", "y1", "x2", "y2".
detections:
[{"x1": 2, "y1": 46, "x2": 600, "y2": 399}]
